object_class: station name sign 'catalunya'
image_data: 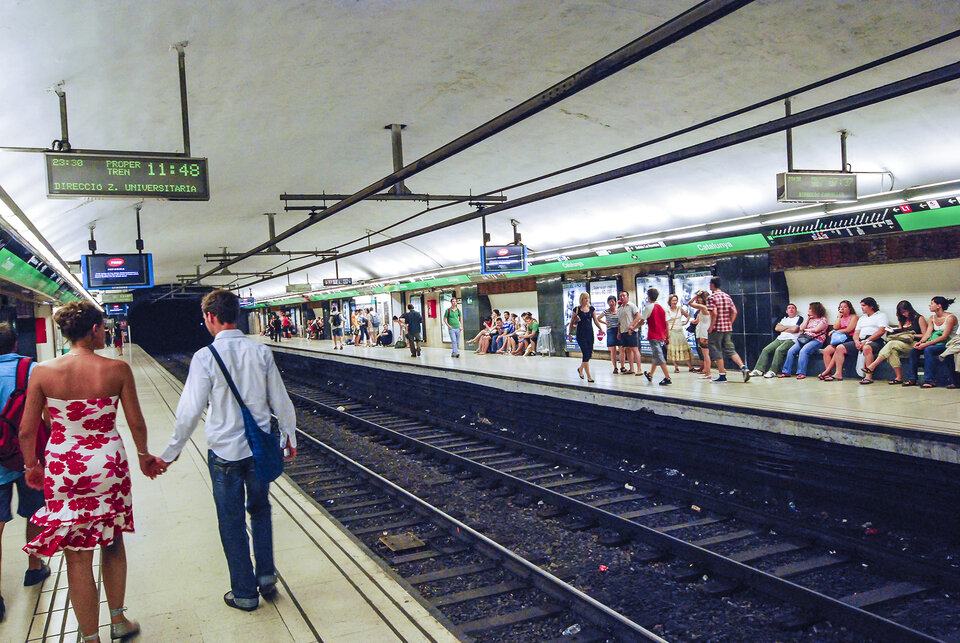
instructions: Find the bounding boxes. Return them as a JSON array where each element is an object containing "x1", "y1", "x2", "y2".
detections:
[{"x1": 45, "y1": 153, "x2": 210, "y2": 200}]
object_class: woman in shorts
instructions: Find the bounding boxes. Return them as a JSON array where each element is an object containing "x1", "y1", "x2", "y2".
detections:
[
  {"x1": 688, "y1": 291, "x2": 712, "y2": 380},
  {"x1": 330, "y1": 307, "x2": 344, "y2": 350}
]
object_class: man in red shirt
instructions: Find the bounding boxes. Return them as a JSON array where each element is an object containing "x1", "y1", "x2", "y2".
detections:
[
  {"x1": 641, "y1": 288, "x2": 673, "y2": 385},
  {"x1": 707, "y1": 277, "x2": 751, "y2": 382}
]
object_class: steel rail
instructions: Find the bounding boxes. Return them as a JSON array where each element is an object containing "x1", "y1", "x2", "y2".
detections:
[
  {"x1": 294, "y1": 390, "x2": 941, "y2": 643},
  {"x1": 238, "y1": 59, "x2": 960, "y2": 287},
  {"x1": 173, "y1": 0, "x2": 754, "y2": 290},
  {"x1": 292, "y1": 424, "x2": 665, "y2": 642}
]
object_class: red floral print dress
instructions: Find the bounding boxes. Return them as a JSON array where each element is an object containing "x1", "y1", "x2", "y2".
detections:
[{"x1": 24, "y1": 397, "x2": 133, "y2": 556}]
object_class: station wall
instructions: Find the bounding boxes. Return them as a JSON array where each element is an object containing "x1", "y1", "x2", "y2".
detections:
[
  {"x1": 486, "y1": 292, "x2": 539, "y2": 320},
  {"x1": 785, "y1": 257, "x2": 960, "y2": 321}
]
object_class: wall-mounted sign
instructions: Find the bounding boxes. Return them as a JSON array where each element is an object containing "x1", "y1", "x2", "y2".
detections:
[
  {"x1": 45, "y1": 153, "x2": 210, "y2": 200},
  {"x1": 81, "y1": 254, "x2": 154, "y2": 290},
  {"x1": 101, "y1": 292, "x2": 134, "y2": 303},
  {"x1": 776, "y1": 172, "x2": 857, "y2": 203},
  {"x1": 285, "y1": 283, "x2": 311, "y2": 293},
  {"x1": 481, "y1": 245, "x2": 527, "y2": 274},
  {"x1": 104, "y1": 303, "x2": 128, "y2": 316},
  {"x1": 322, "y1": 277, "x2": 353, "y2": 286}
]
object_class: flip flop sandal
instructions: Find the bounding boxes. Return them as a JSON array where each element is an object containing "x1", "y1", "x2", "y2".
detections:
[
  {"x1": 862, "y1": 366, "x2": 873, "y2": 375},
  {"x1": 888, "y1": 379, "x2": 904, "y2": 385},
  {"x1": 921, "y1": 383, "x2": 936, "y2": 389},
  {"x1": 859, "y1": 378, "x2": 873, "y2": 385},
  {"x1": 817, "y1": 373, "x2": 826, "y2": 381},
  {"x1": 796, "y1": 374, "x2": 806, "y2": 380}
]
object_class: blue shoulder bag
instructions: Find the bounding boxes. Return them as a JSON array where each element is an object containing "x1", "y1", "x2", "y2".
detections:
[{"x1": 208, "y1": 345, "x2": 284, "y2": 483}]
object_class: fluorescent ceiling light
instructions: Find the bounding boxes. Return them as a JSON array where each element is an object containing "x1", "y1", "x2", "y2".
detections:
[
  {"x1": 703, "y1": 222, "x2": 759, "y2": 235},
  {"x1": 913, "y1": 190, "x2": 959, "y2": 201},
  {"x1": 827, "y1": 199, "x2": 903, "y2": 215}
]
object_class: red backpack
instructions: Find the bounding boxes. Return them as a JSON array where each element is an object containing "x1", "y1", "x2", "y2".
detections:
[{"x1": 0, "y1": 358, "x2": 50, "y2": 472}]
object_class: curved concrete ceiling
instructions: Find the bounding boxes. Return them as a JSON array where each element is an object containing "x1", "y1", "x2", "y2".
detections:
[{"x1": 1, "y1": 0, "x2": 958, "y2": 298}]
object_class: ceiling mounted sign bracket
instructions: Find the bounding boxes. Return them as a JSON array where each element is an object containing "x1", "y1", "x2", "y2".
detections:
[
  {"x1": 385, "y1": 124, "x2": 412, "y2": 196},
  {"x1": 87, "y1": 223, "x2": 97, "y2": 254},
  {"x1": 784, "y1": 98, "x2": 794, "y2": 172},
  {"x1": 171, "y1": 41, "x2": 191, "y2": 156},
  {"x1": 50, "y1": 82, "x2": 71, "y2": 152},
  {"x1": 134, "y1": 202, "x2": 145, "y2": 252}
]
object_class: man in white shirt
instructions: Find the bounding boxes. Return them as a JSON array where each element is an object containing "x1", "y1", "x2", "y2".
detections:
[
  {"x1": 617, "y1": 291, "x2": 642, "y2": 375},
  {"x1": 833, "y1": 297, "x2": 888, "y2": 380},
  {"x1": 749, "y1": 303, "x2": 803, "y2": 378},
  {"x1": 159, "y1": 290, "x2": 297, "y2": 612}
]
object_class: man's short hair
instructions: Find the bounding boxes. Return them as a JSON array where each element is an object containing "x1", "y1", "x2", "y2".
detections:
[
  {"x1": 710, "y1": 276, "x2": 722, "y2": 289},
  {"x1": 0, "y1": 322, "x2": 16, "y2": 354},
  {"x1": 407, "y1": 304, "x2": 414, "y2": 310},
  {"x1": 647, "y1": 288, "x2": 659, "y2": 301},
  {"x1": 201, "y1": 289, "x2": 240, "y2": 324}
]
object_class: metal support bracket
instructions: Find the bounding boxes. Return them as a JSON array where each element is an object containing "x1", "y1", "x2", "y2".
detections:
[
  {"x1": 134, "y1": 202, "x2": 145, "y2": 252},
  {"x1": 171, "y1": 41, "x2": 191, "y2": 156},
  {"x1": 385, "y1": 124, "x2": 412, "y2": 195}
]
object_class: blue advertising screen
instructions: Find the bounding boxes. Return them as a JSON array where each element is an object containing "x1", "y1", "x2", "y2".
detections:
[
  {"x1": 105, "y1": 303, "x2": 128, "y2": 316},
  {"x1": 480, "y1": 245, "x2": 526, "y2": 274},
  {"x1": 81, "y1": 253, "x2": 153, "y2": 290},
  {"x1": 239, "y1": 297, "x2": 255, "y2": 308}
]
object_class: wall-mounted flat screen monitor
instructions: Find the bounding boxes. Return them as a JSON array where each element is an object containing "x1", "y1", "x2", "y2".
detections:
[
  {"x1": 81, "y1": 253, "x2": 154, "y2": 290},
  {"x1": 239, "y1": 297, "x2": 255, "y2": 308},
  {"x1": 105, "y1": 303, "x2": 128, "y2": 316},
  {"x1": 480, "y1": 245, "x2": 527, "y2": 274}
]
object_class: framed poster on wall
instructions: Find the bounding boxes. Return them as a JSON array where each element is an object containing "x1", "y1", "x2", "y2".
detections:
[
  {"x1": 634, "y1": 273, "x2": 670, "y2": 351},
  {"x1": 562, "y1": 280, "x2": 587, "y2": 351},
  {"x1": 589, "y1": 278, "x2": 618, "y2": 312},
  {"x1": 409, "y1": 294, "x2": 425, "y2": 342},
  {"x1": 673, "y1": 270, "x2": 713, "y2": 353}
]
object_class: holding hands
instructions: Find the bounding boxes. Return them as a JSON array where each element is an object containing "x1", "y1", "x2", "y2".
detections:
[{"x1": 137, "y1": 453, "x2": 170, "y2": 479}]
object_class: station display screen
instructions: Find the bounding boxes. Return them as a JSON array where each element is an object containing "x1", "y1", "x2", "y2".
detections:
[
  {"x1": 323, "y1": 277, "x2": 353, "y2": 286},
  {"x1": 45, "y1": 153, "x2": 210, "y2": 200},
  {"x1": 81, "y1": 254, "x2": 154, "y2": 290},
  {"x1": 480, "y1": 245, "x2": 527, "y2": 274},
  {"x1": 104, "y1": 303, "x2": 128, "y2": 316},
  {"x1": 239, "y1": 297, "x2": 255, "y2": 308},
  {"x1": 777, "y1": 172, "x2": 857, "y2": 203}
]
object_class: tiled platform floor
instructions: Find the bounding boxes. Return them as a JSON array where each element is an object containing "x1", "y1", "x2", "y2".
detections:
[{"x1": 0, "y1": 346, "x2": 458, "y2": 642}]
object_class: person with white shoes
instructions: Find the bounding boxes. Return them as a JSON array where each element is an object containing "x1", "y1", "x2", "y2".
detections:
[{"x1": 750, "y1": 303, "x2": 803, "y2": 379}]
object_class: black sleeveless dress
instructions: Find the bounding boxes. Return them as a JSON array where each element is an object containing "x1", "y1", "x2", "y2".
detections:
[{"x1": 576, "y1": 306, "x2": 595, "y2": 361}]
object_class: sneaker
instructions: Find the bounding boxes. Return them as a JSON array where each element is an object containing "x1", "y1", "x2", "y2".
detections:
[
  {"x1": 416, "y1": 348, "x2": 421, "y2": 356},
  {"x1": 741, "y1": 367, "x2": 751, "y2": 382},
  {"x1": 643, "y1": 371, "x2": 652, "y2": 382},
  {"x1": 259, "y1": 583, "x2": 278, "y2": 600},
  {"x1": 712, "y1": 375, "x2": 728, "y2": 383},
  {"x1": 24, "y1": 563, "x2": 50, "y2": 587},
  {"x1": 659, "y1": 378, "x2": 672, "y2": 385},
  {"x1": 763, "y1": 371, "x2": 776, "y2": 379},
  {"x1": 749, "y1": 369, "x2": 763, "y2": 377}
]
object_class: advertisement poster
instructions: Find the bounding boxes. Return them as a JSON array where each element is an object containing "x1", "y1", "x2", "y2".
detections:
[
  {"x1": 589, "y1": 279, "x2": 618, "y2": 312},
  {"x1": 440, "y1": 292, "x2": 453, "y2": 343},
  {"x1": 673, "y1": 270, "x2": 713, "y2": 353},
  {"x1": 634, "y1": 274, "x2": 670, "y2": 350},
  {"x1": 562, "y1": 280, "x2": 587, "y2": 351},
  {"x1": 409, "y1": 295, "x2": 424, "y2": 342}
]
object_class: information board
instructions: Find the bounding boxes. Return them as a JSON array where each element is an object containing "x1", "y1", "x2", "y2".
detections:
[
  {"x1": 239, "y1": 297, "x2": 255, "y2": 308},
  {"x1": 777, "y1": 172, "x2": 857, "y2": 203},
  {"x1": 101, "y1": 292, "x2": 134, "y2": 303},
  {"x1": 105, "y1": 303, "x2": 128, "y2": 316},
  {"x1": 81, "y1": 254, "x2": 153, "y2": 290},
  {"x1": 481, "y1": 245, "x2": 527, "y2": 274},
  {"x1": 323, "y1": 277, "x2": 353, "y2": 286},
  {"x1": 45, "y1": 153, "x2": 210, "y2": 200}
]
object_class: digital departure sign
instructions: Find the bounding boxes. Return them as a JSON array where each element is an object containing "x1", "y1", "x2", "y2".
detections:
[
  {"x1": 45, "y1": 153, "x2": 210, "y2": 200},
  {"x1": 777, "y1": 172, "x2": 857, "y2": 203},
  {"x1": 81, "y1": 254, "x2": 154, "y2": 290},
  {"x1": 480, "y1": 245, "x2": 527, "y2": 275},
  {"x1": 104, "y1": 303, "x2": 128, "y2": 316},
  {"x1": 239, "y1": 297, "x2": 255, "y2": 308},
  {"x1": 323, "y1": 278, "x2": 353, "y2": 286}
]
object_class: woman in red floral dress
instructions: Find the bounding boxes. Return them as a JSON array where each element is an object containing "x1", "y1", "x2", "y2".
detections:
[{"x1": 18, "y1": 302, "x2": 163, "y2": 643}]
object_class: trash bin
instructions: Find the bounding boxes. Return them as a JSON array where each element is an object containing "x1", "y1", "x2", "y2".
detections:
[{"x1": 536, "y1": 326, "x2": 553, "y2": 356}]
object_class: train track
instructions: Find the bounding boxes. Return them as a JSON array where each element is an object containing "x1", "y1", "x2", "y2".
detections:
[{"x1": 285, "y1": 380, "x2": 959, "y2": 643}]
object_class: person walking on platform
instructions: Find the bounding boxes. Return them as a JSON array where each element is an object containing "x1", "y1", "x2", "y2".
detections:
[
  {"x1": 444, "y1": 297, "x2": 462, "y2": 358},
  {"x1": 158, "y1": 290, "x2": 298, "y2": 613},
  {"x1": 642, "y1": 289, "x2": 672, "y2": 385},
  {"x1": 401, "y1": 303, "x2": 423, "y2": 357},
  {"x1": 666, "y1": 294, "x2": 694, "y2": 373},
  {"x1": 0, "y1": 323, "x2": 50, "y2": 622},
  {"x1": 617, "y1": 291, "x2": 642, "y2": 375},
  {"x1": 750, "y1": 303, "x2": 803, "y2": 379},
  {"x1": 330, "y1": 306, "x2": 344, "y2": 350},
  {"x1": 707, "y1": 277, "x2": 751, "y2": 382},
  {"x1": 19, "y1": 302, "x2": 161, "y2": 642},
  {"x1": 568, "y1": 293, "x2": 603, "y2": 382},
  {"x1": 688, "y1": 291, "x2": 713, "y2": 379}
]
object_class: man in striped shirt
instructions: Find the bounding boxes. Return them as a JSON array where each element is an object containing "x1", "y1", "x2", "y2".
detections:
[{"x1": 707, "y1": 277, "x2": 751, "y2": 383}]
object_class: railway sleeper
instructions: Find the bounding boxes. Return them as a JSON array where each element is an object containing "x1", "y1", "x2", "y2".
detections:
[
  {"x1": 405, "y1": 562, "x2": 500, "y2": 585},
  {"x1": 431, "y1": 580, "x2": 529, "y2": 607},
  {"x1": 776, "y1": 582, "x2": 933, "y2": 630},
  {"x1": 352, "y1": 518, "x2": 427, "y2": 536},
  {"x1": 457, "y1": 603, "x2": 566, "y2": 635}
]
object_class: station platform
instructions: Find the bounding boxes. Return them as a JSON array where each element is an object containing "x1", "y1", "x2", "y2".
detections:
[
  {"x1": 1, "y1": 345, "x2": 459, "y2": 643},
  {"x1": 258, "y1": 336, "x2": 960, "y2": 466}
]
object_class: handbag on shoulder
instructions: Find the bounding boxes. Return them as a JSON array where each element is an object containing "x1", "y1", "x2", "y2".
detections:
[{"x1": 208, "y1": 345, "x2": 284, "y2": 483}]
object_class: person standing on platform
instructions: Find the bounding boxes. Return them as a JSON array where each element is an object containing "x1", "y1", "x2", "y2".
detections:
[
  {"x1": 443, "y1": 297, "x2": 462, "y2": 358},
  {"x1": 114, "y1": 326, "x2": 124, "y2": 356},
  {"x1": 617, "y1": 291, "x2": 642, "y2": 375},
  {"x1": 330, "y1": 306, "x2": 344, "y2": 350},
  {"x1": 569, "y1": 293, "x2": 604, "y2": 382},
  {"x1": 666, "y1": 294, "x2": 694, "y2": 373},
  {"x1": 0, "y1": 323, "x2": 50, "y2": 622},
  {"x1": 707, "y1": 277, "x2": 751, "y2": 383},
  {"x1": 401, "y1": 304, "x2": 423, "y2": 357},
  {"x1": 158, "y1": 289, "x2": 298, "y2": 613},
  {"x1": 642, "y1": 289, "x2": 672, "y2": 385},
  {"x1": 750, "y1": 303, "x2": 803, "y2": 379},
  {"x1": 269, "y1": 313, "x2": 282, "y2": 343},
  {"x1": 601, "y1": 296, "x2": 623, "y2": 374},
  {"x1": 688, "y1": 291, "x2": 712, "y2": 380},
  {"x1": 20, "y1": 302, "x2": 160, "y2": 642}
]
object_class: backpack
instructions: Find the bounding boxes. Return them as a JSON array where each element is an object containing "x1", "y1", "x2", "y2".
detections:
[
  {"x1": 332, "y1": 313, "x2": 342, "y2": 326},
  {"x1": 371, "y1": 313, "x2": 380, "y2": 327},
  {"x1": 0, "y1": 358, "x2": 50, "y2": 472}
]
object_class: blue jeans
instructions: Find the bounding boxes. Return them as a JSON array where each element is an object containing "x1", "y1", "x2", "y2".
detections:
[
  {"x1": 923, "y1": 344, "x2": 949, "y2": 385},
  {"x1": 449, "y1": 327, "x2": 461, "y2": 355},
  {"x1": 208, "y1": 451, "x2": 275, "y2": 605},
  {"x1": 782, "y1": 339, "x2": 823, "y2": 375}
]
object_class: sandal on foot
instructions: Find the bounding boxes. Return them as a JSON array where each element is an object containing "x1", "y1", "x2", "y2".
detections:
[
  {"x1": 888, "y1": 378, "x2": 904, "y2": 385},
  {"x1": 921, "y1": 383, "x2": 936, "y2": 389},
  {"x1": 110, "y1": 607, "x2": 141, "y2": 640},
  {"x1": 796, "y1": 374, "x2": 806, "y2": 380},
  {"x1": 902, "y1": 379, "x2": 917, "y2": 387},
  {"x1": 862, "y1": 366, "x2": 873, "y2": 375},
  {"x1": 859, "y1": 378, "x2": 873, "y2": 385},
  {"x1": 822, "y1": 375, "x2": 837, "y2": 381}
]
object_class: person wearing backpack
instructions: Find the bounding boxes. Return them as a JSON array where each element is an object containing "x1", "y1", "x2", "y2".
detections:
[
  {"x1": 0, "y1": 323, "x2": 50, "y2": 621},
  {"x1": 329, "y1": 307, "x2": 344, "y2": 350}
]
